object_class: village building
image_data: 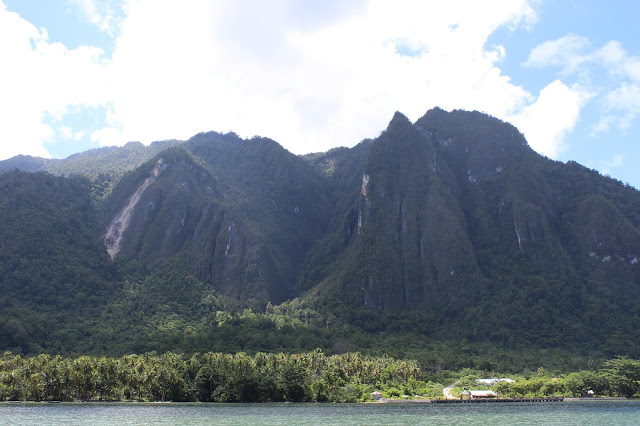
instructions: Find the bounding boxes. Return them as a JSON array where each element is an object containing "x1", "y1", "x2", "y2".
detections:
[
  {"x1": 461, "y1": 390, "x2": 498, "y2": 399},
  {"x1": 370, "y1": 391, "x2": 383, "y2": 400}
]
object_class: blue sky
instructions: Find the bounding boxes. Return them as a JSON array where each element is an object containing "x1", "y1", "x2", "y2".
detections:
[{"x1": 0, "y1": 0, "x2": 638, "y2": 189}]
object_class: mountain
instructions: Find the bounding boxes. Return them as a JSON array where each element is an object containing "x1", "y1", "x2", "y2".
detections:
[
  {"x1": 0, "y1": 171, "x2": 115, "y2": 353},
  {"x1": 183, "y1": 132, "x2": 333, "y2": 302},
  {"x1": 0, "y1": 140, "x2": 183, "y2": 199},
  {"x1": 1, "y1": 108, "x2": 639, "y2": 367},
  {"x1": 302, "y1": 109, "x2": 640, "y2": 354},
  {"x1": 100, "y1": 139, "x2": 331, "y2": 304},
  {"x1": 0, "y1": 140, "x2": 183, "y2": 177}
]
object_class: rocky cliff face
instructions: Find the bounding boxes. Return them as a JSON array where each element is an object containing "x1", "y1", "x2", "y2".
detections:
[
  {"x1": 100, "y1": 148, "x2": 271, "y2": 301},
  {"x1": 300, "y1": 108, "x2": 640, "y2": 340},
  {"x1": 334, "y1": 112, "x2": 482, "y2": 309},
  {"x1": 105, "y1": 157, "x2": 167, "y2": 259},
  {"x1": 102, "y1": 138, "x2": 333, "y2": 304}
]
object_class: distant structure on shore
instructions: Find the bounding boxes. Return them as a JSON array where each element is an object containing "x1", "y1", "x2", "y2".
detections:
[{"x1": 476, "y1": 378, "x2": 515, "y2": 386}]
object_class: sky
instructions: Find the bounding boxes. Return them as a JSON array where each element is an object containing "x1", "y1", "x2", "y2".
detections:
[{"x1": 0, "y1": 0, "x2": 639, "y2": 188}]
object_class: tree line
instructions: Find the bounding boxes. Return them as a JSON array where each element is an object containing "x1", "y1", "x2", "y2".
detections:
[
  {"x1": 454, "y1": 357, "x2": 640, "y2": 399},
  {"x1": 0, "y1": 350, "x2": 438, "y2": 403},
  {"x1": 2, "y1": 351, "x2": 639, "y2": 403}
]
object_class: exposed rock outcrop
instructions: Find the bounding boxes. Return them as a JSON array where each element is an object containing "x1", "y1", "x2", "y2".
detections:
[{"x1": 105, "y1": 158, "x2": 165, "y2": 259}]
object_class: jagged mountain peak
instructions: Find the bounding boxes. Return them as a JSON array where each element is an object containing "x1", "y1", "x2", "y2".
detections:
[
  {"x1": 412, "y1": 108, "x2": 536, "y2": 184},
  {"x1": 388, "y1": 110, "x2": 412, "y2": 127}
]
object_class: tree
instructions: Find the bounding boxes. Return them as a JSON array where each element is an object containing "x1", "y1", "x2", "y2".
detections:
[
  {"x1": 563, "y1": 372, "x2": 585, "y2": 397},
  {"x1": 603, "y1": 357, "x2": 640, "y2": 398},
  {"x1": 278, "y1": 359, "x2": 309, "y2": 402}
]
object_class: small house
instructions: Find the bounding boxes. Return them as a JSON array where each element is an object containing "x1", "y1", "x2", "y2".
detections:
[{"x1": 461, "y1": 390, "x2": 498, "y2": 399}]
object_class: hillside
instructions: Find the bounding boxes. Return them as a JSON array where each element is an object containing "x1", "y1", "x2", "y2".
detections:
[
  {"x1": 0, "y1": 140, "x2": 182, "y2": 199},
  {"x1": 1, "y1": 108, "x2": 639, "y2": 369},
  {"x1": 302, "y1": 109, "x2": 640, "y2": 357}
]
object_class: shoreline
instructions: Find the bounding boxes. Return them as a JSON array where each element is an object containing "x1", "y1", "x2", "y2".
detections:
[
  {"x1": 1, "y1": 397, "x2": 634, "y2": 404},
  {"x1": 564, "y1": 397, "x2": 627, "y2": 401}
]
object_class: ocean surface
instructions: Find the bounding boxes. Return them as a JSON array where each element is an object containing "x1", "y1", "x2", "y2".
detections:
[{"x1": 1, "y1": 400, "x2": 639, "y2": 425}]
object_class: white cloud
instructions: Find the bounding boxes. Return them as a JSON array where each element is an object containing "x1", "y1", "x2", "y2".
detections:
[
  {"x1": 91, "y1": 126, "x2": 123, "y2": 146},
  {"x1": 526, "y1": 34, "x2": 640, "y2": 141},
  {"x1": 95, "y1": 0, "x2": 540, "y2": 155},
  {"x1": 0, "y1": 5, "x2": 52, "y2": 159},
  {"x1": 596, "y1": 41, "x2": 640, "y2": 82},
  {"x1": 509, "y1": 80, "x2": 589, "y2": 158},
  {"x1": 0, "y1": 1, "x2": 110, "y2": 160},
  {"x1": 605, "y1": 83, "x2": 640, "y2": 113},
  {"x1": 2, "y1": 0, "x2": 556, "y2": 160},
  {"x1": 58, "y1": 126, "x2": 73, "y2": 139},
  {"x1": 527, "y1": 36, "x2": 640, "y2": 83},
  {"x1": 591, "y1": 115, "x2": 616, "y2": 136},
  {"x1": 524, "y1": 34, "x2": 590, "y2": 74},
  {"x1": 592, "y1": 83, "x2": 640, "y2": 135},
  {"x1": 69, "y1": 0, "x2": 125, "y2": 36},
  {"x1": 601, "y1": 154, "x2": 623, "y2": 176}
]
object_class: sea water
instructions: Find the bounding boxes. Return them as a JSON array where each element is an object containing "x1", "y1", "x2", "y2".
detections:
[{"x1": 1, "y1": 401, "x2": 639, "y2": 425}]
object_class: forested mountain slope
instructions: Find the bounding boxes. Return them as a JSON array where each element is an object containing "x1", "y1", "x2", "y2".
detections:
[
  {"x1": 1, "y1": 108, "x2": 639, "y2": 365},
  {"x1": 0, "y1": 171, "x2": 116, "y2": 353},
  {"x1": 0, "y1": 140, "x2": 182, "y2": 199},
  {"x1": 302, "y1": 109, "x2": 640, "y2": 354}
]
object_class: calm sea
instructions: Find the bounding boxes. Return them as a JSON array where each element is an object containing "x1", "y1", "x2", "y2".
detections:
[{"x1": 1, "y1": 401, "x2": 639, "y2": 425}]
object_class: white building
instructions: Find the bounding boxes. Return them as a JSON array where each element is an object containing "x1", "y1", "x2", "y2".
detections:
[{"x1": 476, "y1": 378, "x2": 514, "y2": 386}]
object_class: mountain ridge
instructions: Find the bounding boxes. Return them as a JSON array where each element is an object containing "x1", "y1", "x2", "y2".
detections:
[{"x1": 1, "y1": 107, "x2": 639, "y2": 364}]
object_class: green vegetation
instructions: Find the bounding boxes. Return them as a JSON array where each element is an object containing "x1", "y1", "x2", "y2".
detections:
[
  {"x1": 1, "y1": 108, "x2": 640, "y2": 373},
  {"x1": 452, "y1": 357, "x2": 640, "y2": 399},
  {"x1": 0, "y1": 140, "x2": 183, "y2": 201},
  {"x1": 0, "y1": 350, "x2": 429, "y2": 403},
  {"x1": 2, "y1": 352, "x2": 638, "y2": 402}
]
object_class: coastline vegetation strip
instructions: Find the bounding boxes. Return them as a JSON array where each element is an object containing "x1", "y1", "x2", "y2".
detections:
[
  {"x1": 0, "y1": 350, "x2": 437, "y2": 403},
  {"x1": 0, "y1": 352, "x2": 638, "y2": 403}
]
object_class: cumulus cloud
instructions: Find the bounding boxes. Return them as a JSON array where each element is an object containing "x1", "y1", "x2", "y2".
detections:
[
  {"x1": 95, "y1": 0, "x2": 540, "y2": 155},
  {"x1": 606, "y1": 83, "x2": 640, "y2": 114},
  {"x1": 596, "y1": 41, "x2": 640, "y2": 82},
  {"x1": 524, "y1": 34, "x2": 590, "y2": 74},
  {"x1": 592, "y1": 83, "x2": 640, "y2": 136},
  {"x1": 509, "y1": 80, "x2": 589, "y2": 158},
  {"x1": 4, "y1": 0, "x2": 582, "y2": 161},
  {"x1": 69, "y1": 0, "x2": 126, "y2": 36},
  {"x1": 526, "y1": 34, "x2": 640, "y2": 141},
  {"x1": 0, "y1": 2, "x2": 109, "y2": 159},
  {"x1": 591, "y1": 43, "x2": 640, "y2": 137}
]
